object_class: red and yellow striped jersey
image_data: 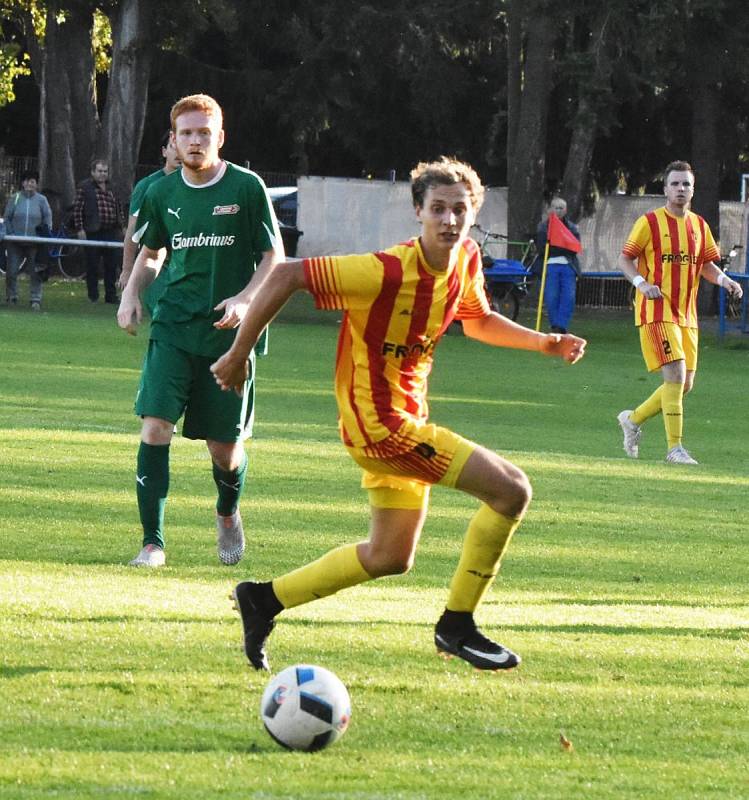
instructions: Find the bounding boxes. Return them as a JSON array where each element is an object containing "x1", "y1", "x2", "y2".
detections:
[
  {"x1": 622, "y1": 207, "x2": 719, "y2": 328},
  {"x1": 303, "y1": 237, "x2": 490, "y2": 449}
]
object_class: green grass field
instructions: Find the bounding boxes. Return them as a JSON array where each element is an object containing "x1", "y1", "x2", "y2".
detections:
[{"x1": 1, "y1": 280, "x2": 747, "y2": 799}]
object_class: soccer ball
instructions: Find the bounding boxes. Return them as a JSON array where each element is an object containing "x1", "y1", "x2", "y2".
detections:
[{"x1": 260, "y1": 664, "x2": 351, "y2": 752}]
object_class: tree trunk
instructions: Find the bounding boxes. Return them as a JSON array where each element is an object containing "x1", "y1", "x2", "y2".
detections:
[
  {"x1": 100, "y1": 0, "x2": 154, "y2": 206},
  {"x1": 689, "y1": 30, "x2": 721, "y2": 316},
  {"x1": 561, "y1": 95, "x2": 597, "y2": 221},
  {"x1": 506, "y1": 0, "x2": 522, "y2": 170},
  {"x1": 507, "y1": 7, "x2": 555, "y2": 242},
  {"x1": 690, "y1": 61, "x2": 720, "y2": 236},
  {"x1": 33, "y1": 3, "x2": 97, "y2": 214}
]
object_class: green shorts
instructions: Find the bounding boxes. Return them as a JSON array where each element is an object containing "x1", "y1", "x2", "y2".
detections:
[{"x1": 135, "y1": 338, "x2": 256, "y2": 442}]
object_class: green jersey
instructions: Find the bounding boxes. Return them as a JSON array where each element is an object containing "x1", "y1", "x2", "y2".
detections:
[
  {"x1": 129, "y1": 168, "x2": 169, "y2": 315},
  {"x1": 136, "y1": 161, "x2": 280, "y2": 357},
  {"x1": 129, "y1": 168, "x2": 166, "y2": 216}
]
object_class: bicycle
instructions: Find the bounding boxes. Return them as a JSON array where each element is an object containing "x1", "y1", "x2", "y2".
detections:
[
  {"x1": 720, "y1": 244, "x2": 743, "y2": 319},
  {"x1": 472, "y1": 225, "x2": 537, "y2": 320},
  {"x1": 47, "y1": 223, "x2": 86, "y2": 279}
]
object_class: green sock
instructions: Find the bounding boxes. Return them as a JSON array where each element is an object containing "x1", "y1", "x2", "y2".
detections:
[
  {"x1": 213, "y1": 452, "x2": 248, "y2": 516},
  {"x1": 136, "y1": 442, "x2": 170, "y2": 548}
]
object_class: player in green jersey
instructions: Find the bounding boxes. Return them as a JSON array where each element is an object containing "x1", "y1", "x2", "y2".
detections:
[
  {"x1": 117, "y1": 94, "x2": 284, "y2": 568},
  {"x1": 118, "y1": 131, "x2": 181, "y2": 310}
]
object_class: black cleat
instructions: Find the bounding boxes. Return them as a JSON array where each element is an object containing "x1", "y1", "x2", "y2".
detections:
[
  {"x1": 434, "y1": 617, "x2": 520, "y2": 671},
  {"x1": 231, "y1": 581, "x2": 275, "y2": 671}
]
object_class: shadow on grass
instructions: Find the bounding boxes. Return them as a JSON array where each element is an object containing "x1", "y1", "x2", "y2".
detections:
[
  {"x1": 0, "y1": 665, "x2": 53, "y2": 678},
  {"x1": 258, "y1": 617, "x2": 747, "y2": 640}
]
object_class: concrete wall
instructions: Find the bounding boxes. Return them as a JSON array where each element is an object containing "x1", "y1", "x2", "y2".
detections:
[
  {"x1": 294, "y1": 176, "x2": 749, "y2": 273},
  {"x1": 296, "y1": 175, "x2": 508, "y2": 257}
]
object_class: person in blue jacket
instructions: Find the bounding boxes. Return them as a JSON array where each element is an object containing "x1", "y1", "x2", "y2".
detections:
[
  {"x1": 534, "y1": 197, "x2": 581, "y2": 334},
  {"x1": 3, "y1": 171, "x2": 53, "y2": 311}
]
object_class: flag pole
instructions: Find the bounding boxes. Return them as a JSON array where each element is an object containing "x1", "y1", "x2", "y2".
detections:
[{"x1": 535, "y1": 241, "x2": 550, "y2": 332}]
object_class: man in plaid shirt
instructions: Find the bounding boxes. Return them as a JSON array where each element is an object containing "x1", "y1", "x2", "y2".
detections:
[{"x1": 73, "y1": 159, "x2": 125, "y2": 303}]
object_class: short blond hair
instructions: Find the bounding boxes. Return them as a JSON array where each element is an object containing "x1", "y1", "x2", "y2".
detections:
[
  {"x1": 410, "y1": 156, "x2": 485, "y2": 213},
  {"x1": 170, "y1": 94, "x2": 223, "y2": 130}
]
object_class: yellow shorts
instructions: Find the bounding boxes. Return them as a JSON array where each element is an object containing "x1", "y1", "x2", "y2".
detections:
[
  {"x1": 639, "y1": 321, "x2": 698, "y2": 372},
  {"x1": 345, "y1": 420, "x2": 477, "y2": 510}
]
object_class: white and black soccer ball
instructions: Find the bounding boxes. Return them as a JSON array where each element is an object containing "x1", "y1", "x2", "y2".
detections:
[{"x1": 260, "y1": 664, "x2": 351, "y2": 752}]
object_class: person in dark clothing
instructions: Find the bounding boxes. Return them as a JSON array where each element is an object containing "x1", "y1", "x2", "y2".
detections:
[{"x1": 73, "y1": 159, "x2": 124, "y2": 303}]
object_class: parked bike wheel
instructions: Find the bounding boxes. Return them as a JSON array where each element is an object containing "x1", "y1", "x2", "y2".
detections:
[
  {"x1": 56, "y1": 247, "x2": 86, "y2": 279},
  {"x1": 489, "y1": 285, "x2": 520, "y2": 320}
]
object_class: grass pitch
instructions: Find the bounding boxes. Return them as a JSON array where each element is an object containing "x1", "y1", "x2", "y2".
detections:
[{"x1": 0, "y1": 281, "x2": 747, "y2": 799}]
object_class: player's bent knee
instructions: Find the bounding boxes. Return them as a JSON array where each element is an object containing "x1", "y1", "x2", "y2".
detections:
[
  {"x1": 492, "y1": 467, "x2": 532, "y2": 518},
  {"x1": 507, "y1": 471, "x2": 532, "y2": 516},
  {"x1": 358, "y1": 545, "x2": 414, "y2": 578}
]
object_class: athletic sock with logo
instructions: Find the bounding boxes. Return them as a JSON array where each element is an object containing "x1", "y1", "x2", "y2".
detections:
[
  {"x1": 446, "y1": 504, "x2": 521, "y2": 613},
  {"x1": 136, "y1": 442, "x2": 170, "y2": 549},
  {"x1": 661, "y1": 381, "x2": 684, "y2": 448},
  {"x1": 631, "y1": 384, "x2": 664, "y2": 426},
  {"x1": 272, "y1": 543, "x2": 372, "y2": 609},
  {"x1": 213, "y1": 452, "x2": 248, "y2": 516}
]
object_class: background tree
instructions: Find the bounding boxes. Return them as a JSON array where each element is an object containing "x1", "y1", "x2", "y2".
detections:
[
  {"x1": 4, "y1": 0, "x2": 153, "y2": 210},
  {"x1": 2, "y1": 0, "x2": 749, "y2": 229},
  {"x1": 505, "y1": 0, "x2": 557, "y2": 241}
]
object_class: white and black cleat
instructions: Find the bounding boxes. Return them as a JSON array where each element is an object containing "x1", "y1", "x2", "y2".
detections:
[{"x1": 435, "y1": 625, "x2": 520, "y2": 671}]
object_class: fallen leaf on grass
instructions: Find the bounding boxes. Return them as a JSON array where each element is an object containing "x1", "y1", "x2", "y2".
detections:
[{"x1": 559, "y1": 731, "x2": 574, "y2": 752}]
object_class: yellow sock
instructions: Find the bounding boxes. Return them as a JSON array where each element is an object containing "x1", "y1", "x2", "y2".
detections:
[
  {"x1": 661, "y1": 381, "x2": 684, "y2": 448},
  {"x1": 273, "y1": 543, "x2": 371, "y2": 610},
  {"x1": 446, "y1": 504, "x2": 521, "y2": 613},
  {"x1": 631, "y1": 385, "x2": 663, "y2": 426}
]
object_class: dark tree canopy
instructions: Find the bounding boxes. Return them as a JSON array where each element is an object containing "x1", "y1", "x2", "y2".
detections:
[{"x1": 2, "y1": 0, "x2": 749, "y2": 237}]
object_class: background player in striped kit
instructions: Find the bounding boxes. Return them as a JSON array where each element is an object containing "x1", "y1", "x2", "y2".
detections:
[
  {"x1": 211, "y1": 157, "x2": 586, "y2": 672},
  {"x1": 617, "y1": 160, "x2": 743, "y2": 465}
]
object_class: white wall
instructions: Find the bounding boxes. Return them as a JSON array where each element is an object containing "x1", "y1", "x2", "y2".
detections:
[
  {"x1": 296, "y1": 175, "x2": 508, "y2": 257},
  {"x1": 295, "y1": 177, "x2": 748, "y2": 272}
]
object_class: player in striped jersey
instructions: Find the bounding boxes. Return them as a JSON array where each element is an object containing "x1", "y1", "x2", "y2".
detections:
[
  {"x1": 212, "y1": 157, "x2": 586, "y2": 672},
  {"x1": 617, "y1": 161, "x2": 743, "y2": 464}
]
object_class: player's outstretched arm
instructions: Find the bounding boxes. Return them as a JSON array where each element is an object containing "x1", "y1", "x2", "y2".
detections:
[
  {"x1": 462, "y1": 314, "x2": 587, "y2": 364},
  {"x1": 211, "y1": 260, "x2": 307, "y2": 392}
]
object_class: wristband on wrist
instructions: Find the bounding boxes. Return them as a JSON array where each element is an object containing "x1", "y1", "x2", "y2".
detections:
[
  {"x1": 718, "y1": 272, "x2": 728, "y2": 288},
  {"x1": 632, "y1": 275, "x2": 645, "y2": 288}
]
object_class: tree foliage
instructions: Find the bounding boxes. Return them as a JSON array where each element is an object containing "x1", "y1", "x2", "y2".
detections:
[{"x1": 2, "y1": 0, "x2": 749, "y2": 235}]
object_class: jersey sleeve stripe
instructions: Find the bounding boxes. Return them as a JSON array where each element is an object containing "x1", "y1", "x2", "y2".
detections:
[
  {"x1": 622, "y1": 241, "x2": 641, "y2": 258},
  {"x1": 304, "y1": 257, "x2": 344, "y2": 310}
]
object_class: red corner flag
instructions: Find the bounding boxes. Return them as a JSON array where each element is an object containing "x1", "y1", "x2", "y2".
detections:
[{"x1": 548, "y1": 212, "x2": 582, "y2": 253}]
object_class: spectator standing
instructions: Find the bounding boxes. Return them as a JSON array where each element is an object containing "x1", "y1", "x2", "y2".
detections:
[
  {"x1": 73, "y1": 159, "x2": 125, "y2": 304},
  {"x1": 534, "y1": 197, "x2": 581, "y2": 333},
  {"x1": 3, "y1": 170, "x2": 52, "y2": 311}
]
